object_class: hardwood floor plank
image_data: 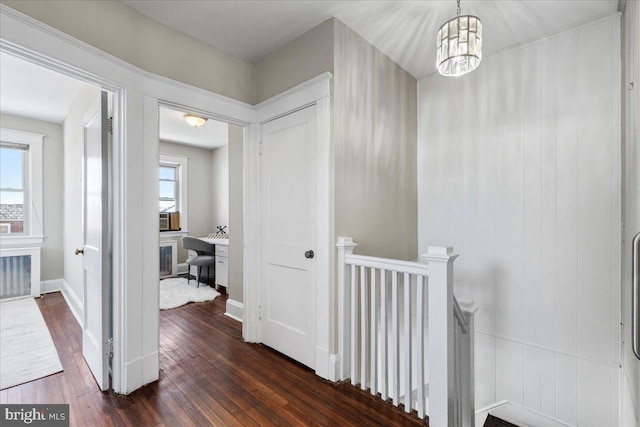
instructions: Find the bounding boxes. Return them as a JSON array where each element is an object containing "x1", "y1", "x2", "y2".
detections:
[{"x1": 1, "y1": 292, "x2": 427, "y2": 426}]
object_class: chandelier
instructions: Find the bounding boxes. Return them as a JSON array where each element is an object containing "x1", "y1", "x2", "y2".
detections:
[{"x1": 436, "y1": 0, "x2": 482, "y2": 76}]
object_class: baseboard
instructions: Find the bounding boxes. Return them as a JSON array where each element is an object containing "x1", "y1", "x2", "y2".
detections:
[
  {"x1": 141, "y1": 351, "x2": 159, "y2": 387},
  {"x1": 327, "y1": 353, "x2": 340, "y2": 382},
  {"x1": 123, "y1": 357, "x2": 143, "y2": 395},
  {"x1": 475, "y1": 400, "x2": 508, "y2": 426},
  {"x1": 41, "y1": 278, "x2": 64, "y2": 294},
  {"x1": 478, "y1": 401, "x2": 575, "y2": 427},
  {"x1": 224, "y1": 299, "x2": 243, "y2": 322},
  {"x1": 60, "y1": 279, "x2": 83, "y2": 328},
  {"x1": 177, "y1": 263, "x2": 189, "y2": 275},
  {"x1": 314, "y1": 346, "x2": 331, "y2": 380},
  {"x1": 622, "y1": 368, "x2": 640, "y2": 427}
]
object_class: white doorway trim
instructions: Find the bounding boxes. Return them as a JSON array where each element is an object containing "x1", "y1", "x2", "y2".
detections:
[
  {"x1": 1, "y1": 5, "x2": 255, "y2": 394},
  {"x1": 249, "y1": 73, "x2": 333, "y2": 379}
]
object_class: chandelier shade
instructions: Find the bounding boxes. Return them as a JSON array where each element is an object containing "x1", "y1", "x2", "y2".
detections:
[{"x1": 437, "y1": 14, "x2": 482, "y2": 76}]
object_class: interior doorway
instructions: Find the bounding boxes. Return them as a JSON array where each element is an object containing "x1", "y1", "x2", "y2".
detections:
[
  {"x1": 156, "y1": 103, "x2": 245, "y2": 365},
  {"x1": 0, "y1": 51, "x2": 114, "y2": 391}
]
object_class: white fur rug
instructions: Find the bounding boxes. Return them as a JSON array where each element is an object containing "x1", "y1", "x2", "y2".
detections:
[
  {"x1": 0, "y1": 297, "x2": 63, "y2": 390},
  {"x1": 159, "y1": 277, "x2": 220, "y2": 310}
]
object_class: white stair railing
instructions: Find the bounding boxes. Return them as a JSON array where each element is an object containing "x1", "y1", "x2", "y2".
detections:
[{"x1": 336, "y1": 237, "x2": 474, "y2": 426}]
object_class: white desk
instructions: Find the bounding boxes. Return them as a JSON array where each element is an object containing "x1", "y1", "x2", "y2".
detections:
[{"x1": 198, "y1": 237, "x2": 229, "y2": 289}]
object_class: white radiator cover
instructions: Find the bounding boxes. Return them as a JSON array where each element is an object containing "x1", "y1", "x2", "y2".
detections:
[{"x1": 0, "y1": 247, "x2": 41, "y2": 299}]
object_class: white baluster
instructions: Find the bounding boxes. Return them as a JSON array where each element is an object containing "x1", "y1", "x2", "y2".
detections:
[
  {"x1": 370, "y1": 267, "x2": 377, "y2": 396},
  {"x1": 351, "y1": 263, "x2": 357, "y2": 386},
  {"x1": 392, "y1": 271, "x2": 400, "y2": 405},
  {"x1": 360, "y1": 265, "x2": 368, "y2": 391},
  {"x1": 403, "y1": 272, "x2": 412, "y2": 413},
  {"x1": 380, "y1": 268, "x2": 388, "y2": 401},
  {"x1": 416, "y1": 274, "x2": 425, "y2": 419},
  {"x1": 454, "y1": 322, "x2": 459, "y2": 426}
]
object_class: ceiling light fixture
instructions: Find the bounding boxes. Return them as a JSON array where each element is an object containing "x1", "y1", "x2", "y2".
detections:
[
  {"x1": 183, "y1": 113, "x2": 208, "y2": 127},
  {"x1": 436, "y1": 0, "x2": 482, "y2": 77}
]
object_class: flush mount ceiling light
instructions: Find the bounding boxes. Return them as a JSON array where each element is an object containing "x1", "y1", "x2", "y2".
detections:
[
  {"x1": 183, "y1": 113, "x2": 208, "y2": 127},
  {"x1": 436, "y1": 0, "x2": 482, "y2": 77}
]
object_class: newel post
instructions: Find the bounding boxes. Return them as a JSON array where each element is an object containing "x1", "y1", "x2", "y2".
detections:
[
  {"x1": 336, "y1": 236, "x2": 357, "y2": 381},
  {"x1": 425, "y1": 246, "x2": 458, "y2": 426}
]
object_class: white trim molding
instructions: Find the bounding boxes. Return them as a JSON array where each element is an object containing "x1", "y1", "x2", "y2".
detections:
[
  {"x1": 60, "y1": 278, "x2": 83, "y2": 327},
  {"x1": 256, "y1": 72, "x2": 333, "y2": 123},
  {"x1": 177, "y1": 263, "x2": 189, "y2": 275},
  {"x1": 41, "y1": 278, "x2": 64, "y2": 294},
  {"x1": 224, "y1": 299, "x2": 243, "y2": 323},
  {"x1": 477, "y1": 401, "x2": 575, "y2": 427},
  {"x1": 0, "y1": 128, "x2": 44, "y2": 245},
  {"x1": 247, "y1": 72, "x2": 333, "y2": 379}
]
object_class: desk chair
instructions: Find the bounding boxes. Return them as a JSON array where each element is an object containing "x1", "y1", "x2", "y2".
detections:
[{"x1": 181, "y1": 236, "x2": 215, "y2": 288}]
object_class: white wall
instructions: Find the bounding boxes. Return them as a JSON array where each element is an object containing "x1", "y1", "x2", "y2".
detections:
[
  {"x1": 228, "y1": 124, "x2": 243, "y2": 303},
  {"x1": 210, "y1": 144, "x2": 229, "y2": 232},
  {"x1": 622, "y1": 1, "x2": 640, "y2": 426},
  {"x1": 333, "y1": 19, "x2": 417, "y2": 261},
  {"x1": 63, "y1": 84, "x2": 101, "y2": 303},
  {"x1": 418, "y1": 15, "x2": 621, "y2": 426},
  {"x1": 0, "y1": 113, "x2": 63, "y2": 281},
  {"x1": 3, "y1": 0, "x2": 256, "y2": 104}
]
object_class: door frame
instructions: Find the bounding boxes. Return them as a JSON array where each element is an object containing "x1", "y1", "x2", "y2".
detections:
[
  {"x1": 249, "y1": 73, "x2": 334, "y2": 379},
  {"x1": 0, "y1": 5, "x2": 255, "y2": 394}
]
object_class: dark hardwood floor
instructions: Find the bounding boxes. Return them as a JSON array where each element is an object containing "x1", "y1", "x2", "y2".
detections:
[{"x1": 1, "y1": 291, "x2": 426, "y2": 426}]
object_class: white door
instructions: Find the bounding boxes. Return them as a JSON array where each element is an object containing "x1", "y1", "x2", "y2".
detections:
[
  {"x1": 260, "y1": 105, "x2": 317, "y2": 368},
  {"x1": 81, "y1": 91, "x2": 111, "y2": 391}
]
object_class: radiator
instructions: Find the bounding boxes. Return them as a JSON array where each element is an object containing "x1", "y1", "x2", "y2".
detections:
[{"x1": 0, "y1": 248, "x2": 41, "y2": 299}]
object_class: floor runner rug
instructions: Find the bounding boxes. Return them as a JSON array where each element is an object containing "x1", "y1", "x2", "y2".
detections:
[{"x1": 0, "y1": 297, "x2": 63, "y2": 390}]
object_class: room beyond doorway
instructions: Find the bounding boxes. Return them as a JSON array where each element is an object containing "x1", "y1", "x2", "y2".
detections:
[{"x1": 156, "y1": 105, "x2": 244, "y2": 304}]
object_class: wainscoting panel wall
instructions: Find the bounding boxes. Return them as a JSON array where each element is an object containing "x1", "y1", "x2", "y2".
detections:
[{"x1": 418, "y1": 15, "x2": 621, "y2": 426}]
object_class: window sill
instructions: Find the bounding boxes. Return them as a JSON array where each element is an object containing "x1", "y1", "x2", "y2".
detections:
[
  {"x1": 0, "y1": 235, "x2": 45, "y2": 246},
  {"x1": 159, "y1": 230, "x2": 189, "y2": 238}
]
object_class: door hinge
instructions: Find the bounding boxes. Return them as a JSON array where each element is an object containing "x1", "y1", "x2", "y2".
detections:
[
  {"x1": 108, "y1": 337, "x2": 114, "y2": 359},
  {"x1": 108, "y1": 117, "x2": 114, "y2": 135},
  {"x1": 259, "y1": 141, "x2": 263, "y2": 156},
  {"x1": 258, "y1": 305, "x2": 262, "y2": 321}
]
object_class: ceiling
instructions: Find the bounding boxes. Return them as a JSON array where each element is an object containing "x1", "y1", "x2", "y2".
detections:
[
  {"x1": 159, "y1": 108, "x2": 229, "y2": 149},
  {"x1": 0, "y1": 52, "x2": 85, "y2": 124},
  {"x1": 0, "y1": 53, "x2": 228, "y2": 148},
  {"x1": 0, "y1": 1, "x2": 620, "y2": 126},
  {"x1": 123, "y1": 0, "x2": 619, "y2": 79}
]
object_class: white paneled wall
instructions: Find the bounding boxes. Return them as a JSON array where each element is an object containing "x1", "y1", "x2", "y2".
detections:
[
  {"x1": 622, "y1": 1, "x2": 640, "y2": 427},
  {"x1": 418, "y1": 15, "x2": 621, "y2": 426}
]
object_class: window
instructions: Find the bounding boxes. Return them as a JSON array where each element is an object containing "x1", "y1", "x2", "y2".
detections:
[
  {"x1": 159, "y1": 165, "x2": 178, "y2": 213},
  {"x1": 159, "y1": 154, "x2": 188, "y2": 233},
  {"x1": 0, "y1": 144, "x2": 27, "y2": 234},
  {"x1": 0, "y1": 129, "x2": 43, "y2": 245}
]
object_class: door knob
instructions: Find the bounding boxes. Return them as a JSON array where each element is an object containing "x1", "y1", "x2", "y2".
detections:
[
  {"x1": 305, "y1": 250, "x2": 314, "y2": 259},
  {"x1": 75, "y1": 248, "x2": 84, "y2": 256}
]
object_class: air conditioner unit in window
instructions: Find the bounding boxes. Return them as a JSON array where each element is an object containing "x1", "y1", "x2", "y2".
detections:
[
  {"x1": 159, "y1": 213, "x2": 170, "y2": 231},
  {"x1": 159, "y1": 212, "x2": 180, "y2": 231}
]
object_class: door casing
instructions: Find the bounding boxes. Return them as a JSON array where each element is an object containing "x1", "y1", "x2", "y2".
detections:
[{"x1": 250, "y1": 73, "x2": 334, "y2": 380}]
